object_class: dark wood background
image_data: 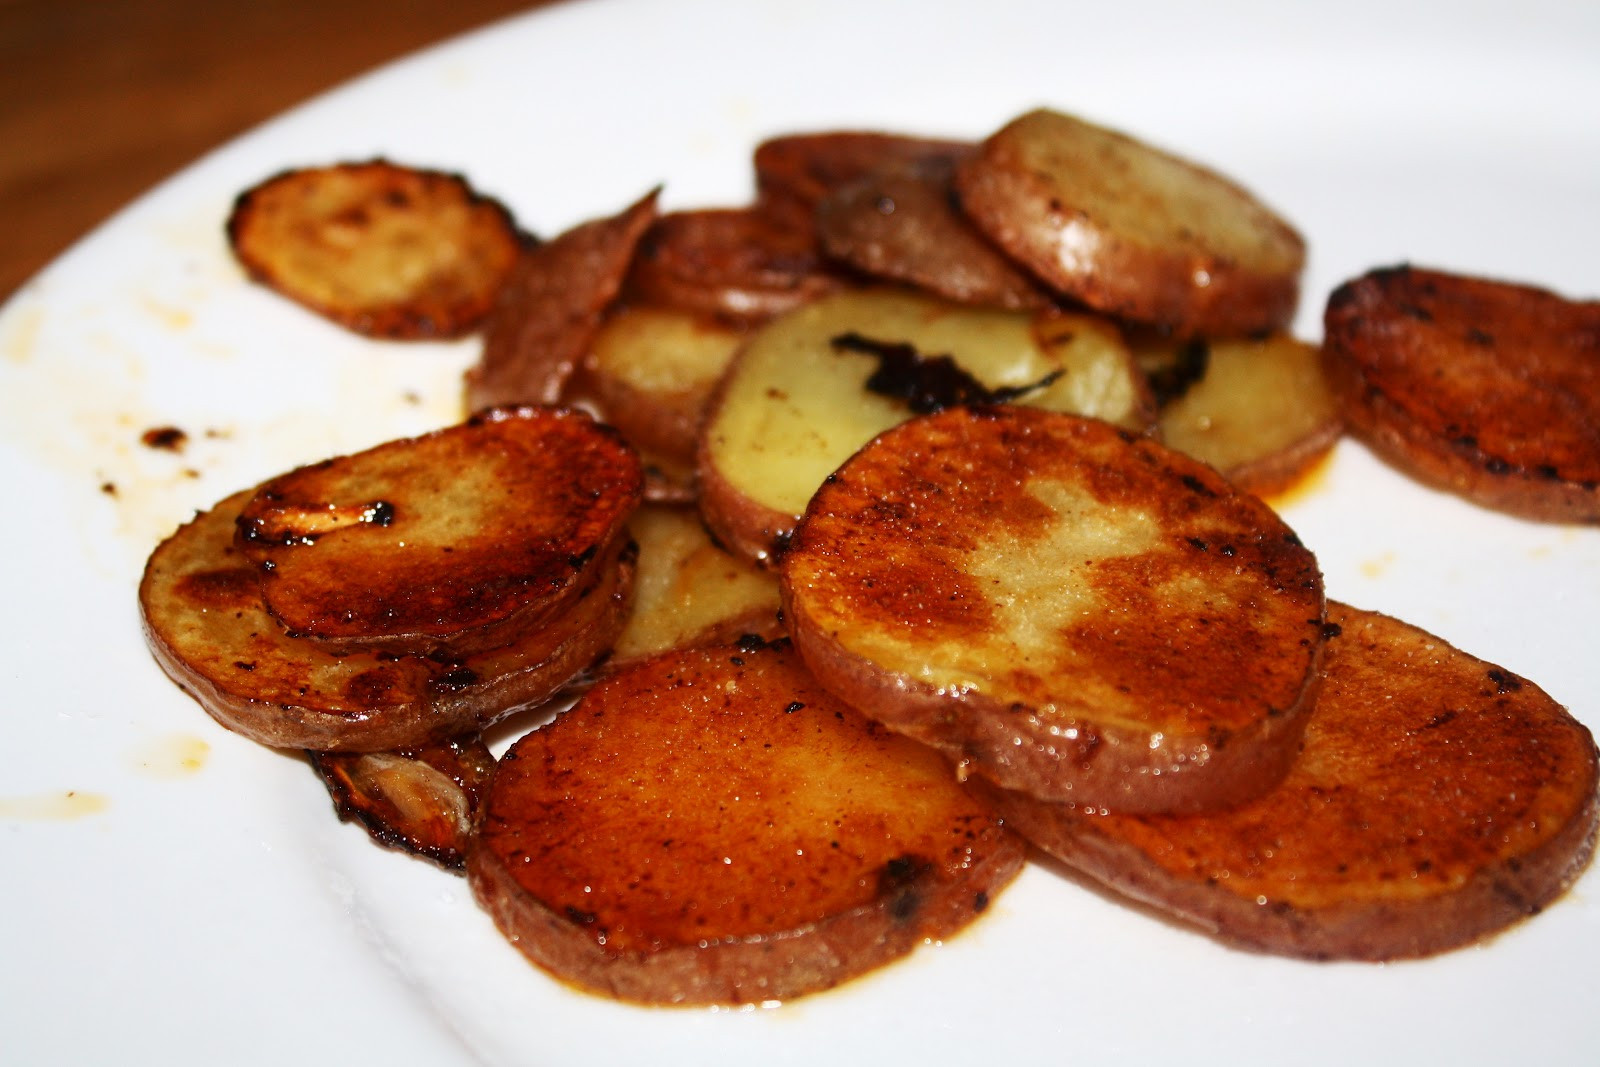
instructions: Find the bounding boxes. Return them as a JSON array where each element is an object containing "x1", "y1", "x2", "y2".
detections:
[{"x1": 0, "y1": 0, "x2": 548, "y2": 300}]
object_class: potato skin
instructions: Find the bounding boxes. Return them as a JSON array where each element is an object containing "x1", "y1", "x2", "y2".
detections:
[
  {"x1": 466, "y1": 190, "x2": 659, "y2": 411},
  {"x1": 815, "y1": 153, "x2": 1053, "y2": 310},
  {"x1": 468, "y1": 641, "x2": 1023, "y2": 1005},
  {"x1": 983, "y1": 603, "x2": 1600, "y2": 961},
  {"x1": 955, "y1": 109, "x2": 1304, "y2": 337},
  {"x1": 1322, "y1": 264, "x2": 1600, "y2": 523}
]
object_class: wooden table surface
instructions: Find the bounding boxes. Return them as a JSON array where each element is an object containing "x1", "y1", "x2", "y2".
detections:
[{"x1": 0, "y1": 0, "x2": 549, "y2": 301}]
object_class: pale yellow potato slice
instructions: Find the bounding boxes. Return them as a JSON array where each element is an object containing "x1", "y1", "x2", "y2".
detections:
[
  {"x1": 1156, "y1": 333, "x2": 1343, "y2": 496},
  {"x1": 583, "y1": 305, "x2": 747, "y2": 460},
  {"x1": 606, "y1": 505, "x2": 783, "y2": 669},
  {"x1": 698, "y1": 287, "x2": 1153, "y2": 563}
]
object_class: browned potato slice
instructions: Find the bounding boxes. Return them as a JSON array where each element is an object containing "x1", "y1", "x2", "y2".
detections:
[
  {"x1": 468, "y1": 640, "x2": 1024, "y2": 1005},
  {"x1": 752, "y1": 130, "x2": 972, "y2": 225},
  {"x1": 955, "y1": 109, "x2": 1305, "y2": 337},
  {"x1": 1322, "y1": 265, "x2": 1600, "y2": 523},
  {"x1": 699, "y1": 287, "x2": 1153, "y2": 563},
  {"x1": 466, "y1": 189, "x2": 659, "y2": 411},
  {"x1": 582, "y1": 305, "x2": 746, "y2": 460},
  {"x1": 226, "y1": 160, "x2": 524, "y2": 339},
  {"x1": 622, "y1": 207, "x2": 843, "y2": 324},
  {"x1": 236, "y1": 407, "x2": 641, "y2": 657},
  {"x1": 1156, "y1": 333, "x2": 1343, "y2": 496},
  {"x1": 309, "y1": 734, "x2": 496, "y2": 870},
  {"x1": 139, "y1": 490, "x2": 635, "y2": 752},
  {"x1": 816, "y1": 153, "x2": 1052, "y2": 310},
  {"x1": 781, "y1": 405, "x2": 1326, "y2": 814},
  {"x1": 605, "y1": 505, "x2": 783, "y2": 670},
  {"x1": 983, "y1": 602, "x2": 1599, "y2": 960}
]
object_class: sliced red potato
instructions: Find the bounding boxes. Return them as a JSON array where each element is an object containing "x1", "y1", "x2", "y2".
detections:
[
  {"x1": 226, "y1": 159, "x2": 526, "y2": 339},
  {"x1": 752, "y1": 130, "x2": 972, "y2": 227},
  {"x1": 468, "y1": 640, "x2": 1024, "y2": 1005},
  {"x1": 309, "y1": 733, "x2": 496, "y2": 870},
  {"x1": 1154, "y1": 333, "x2": 1343, "y2": 496},
  {"x1": 139, "y1": 489, "x2": 635, "y2": 752},
  {"x1": 983, "y1": 602, "x2": 1599, "y2": 960},
  {"x1": 465, "y1": 189, "x2": 659, "y2": 411},
  {"x1": 581, "y1": 304, "x2": 747, "y2": 461},
  {"x1": 1322, "y1": 264, "x2": 1600, "y2": 523},
  {"x1": 955, "y1": 109, "x2": 1305, "y2": 337},
  {"x1": 781, "y1": 405, "x2": 1327, "y2": 814},
  {"x1": 236, "y1": 406, "x2": 641, "y2": 657},
  {"x1": 815, "y1": 152, "x2": 1052, "y2": 310},
  {"x1": 622, "y1": 207, "x2": 843, "y2": 324},
  {"x1": 605, "y1": 504, "x2": 783, "y2": 670},
  {"x1": 698, "y1": 287, "x2": 1153, "y2": 563}
]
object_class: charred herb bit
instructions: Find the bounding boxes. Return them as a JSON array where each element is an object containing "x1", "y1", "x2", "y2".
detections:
[
  {"x1": 830, "y1": 331, "x2": 1063, "y2": 414},
  {"x1": 1145, "y1": 337, "x2": 1210, "y2": 407}
]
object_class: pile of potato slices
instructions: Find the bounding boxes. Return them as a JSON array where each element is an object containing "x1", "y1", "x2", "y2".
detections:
[{"x1": 143, "y1": 106, "x2": 1599, "y2": 1005}]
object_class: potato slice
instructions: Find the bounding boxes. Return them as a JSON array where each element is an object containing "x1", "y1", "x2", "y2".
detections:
[
  {"x1": 466, "y1": 189, "x2": 659, "y2": 411},
  {"x1": 816, "y1": 153, "x2": 1052, "y2": 310},
  {"x1": 236, "y1": 407, "x2": 641, "y2": 657},
  {"x1": 781, "y1": 405, "x2": 1326, "y2": 814},
  {"x1": 226, "y1": 160, "x2": 524, "y2": 339},
  {"x1": 698, "y1": 287, "x2": 1153, "y2": 563},
  {"x1": 1322, "y1": 265, "x2": 1600, "y2": 523},
  {"x1": 582, "y1": 305, "x2": 747, "y2": 460},
  {"x1": 309, "y1": 734, "x2": 496, "y2": 870},
  {"x1": 468, "y1": 640, "x2": 1024, "y2": 1005},
  {"x1": 605, "y1": 505, "x2": 783, "y2": 670},
  {"x1": 622, "y1": 207, "x2": 842, "y2": 323},
  {"x1": 1155, "y1": 333, "x2": 1343, "y2": 496},
  {"x1": 139, "y1": 490, "x2": 634, "y2": 752},
  {"x1": 983, "y1": 602, "x2": 1599, "y2": 960},
  {"x1": 753, "y1": 130, "x2": 972, "y2": 226},
  {"x1": 955, "y1": 109, "x2": 1305, "y2": 337}
]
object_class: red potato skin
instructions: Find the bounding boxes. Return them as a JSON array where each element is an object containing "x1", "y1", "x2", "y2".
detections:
[
  {"x1": 1322, "y1": 264, "x2": 1600, "y2": 523},
  {"x1": 466, "y1": 190, "x2": 660, "y2": 411}
]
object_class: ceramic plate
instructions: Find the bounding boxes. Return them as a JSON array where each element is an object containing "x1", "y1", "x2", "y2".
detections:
[{"x1": 3, "y1": 0, "x2": 1597, "y2": 1062}]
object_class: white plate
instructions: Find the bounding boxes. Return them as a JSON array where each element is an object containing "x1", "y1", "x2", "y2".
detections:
[{"x1": 3, "y1": 0, "x2": 1597, "y2": 1062}]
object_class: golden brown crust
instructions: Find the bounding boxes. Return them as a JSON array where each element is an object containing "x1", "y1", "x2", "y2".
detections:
[
  {"x1": 781, "y1": 405, "x2": 1325, "y2": 814},
  {"x1": 138, "y1": 490, "x2": 636, "y2": 752},
  {"x1": 465, "y1": 189, "x2": 659, "y2": 411},
  {"x1": 622, "y1": 207, "x2": 844, "y2": 324},
  {"x1": 984, "y1": 602, "x2": 1600, "y2": 960},
  {"x1": 815, "y1": 153, "x2": 1053, "y2": 310},
  {"x1": 226, "y1": 160, "x2": 525, "y2": 339},
  {"x1": 954, "y1": 109, "x2": 1304, "y2": 337},
  {"x1": 468, "y1": 641, "x2": 1024, "y2": 1004},
  {"x1": 1321, "y1": 264, "x2": 1600, "y2": 522},
  {"x1": 236, "y1": 407, "x2": 641, "y2": 657}
]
